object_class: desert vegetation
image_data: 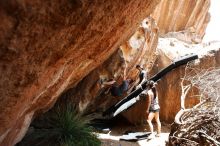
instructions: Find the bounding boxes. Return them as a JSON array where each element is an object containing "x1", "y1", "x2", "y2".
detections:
[
  {"x1": 169, "y1": 66, "x2": 220, "y2": 145},
  {"x1": 17, "y1": 104, "x2": 101, "y2": 146}
]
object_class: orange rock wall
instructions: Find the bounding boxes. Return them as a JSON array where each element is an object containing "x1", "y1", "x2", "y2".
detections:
[
  {"x1": 43, "y1": 0, "x2": 213, "y2": 126},
  {"x1": 0, "y1": 1, "x2": 160, "y2": 145},
  {"x1": 152, "y1": 0, "x2": 210, "y2": 39},
  {"x1": 0, "y1": 0, "x2": 214, "y2": 144},
  {"x1": 53, "y1": 0, "x2": 213, "y2": 125},
  {"x1": 57, "y1": 17, "x2": 159, "y2": 124}
]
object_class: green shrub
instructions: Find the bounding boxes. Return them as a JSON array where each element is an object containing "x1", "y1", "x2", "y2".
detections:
[{"x1": 18, "y1": 105, "x2": 101, "y2": 146}]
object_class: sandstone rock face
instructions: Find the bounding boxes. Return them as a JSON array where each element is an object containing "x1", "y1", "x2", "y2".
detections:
[
  {"x1": 152, "y1": 0, "x2": 211, "y2": 43},
  {"x1": 0, "y1": 0, "x2": 160, "y2": 145},
  {"x1": 152, "y1": 38, "x2": 220, "y2": 123},
  {"x1": 41, "y1": 0, "x2": 213, "y2": 126},
  {"x1": 121, "y1": 17, "x2": 159, "y2": 124},
  {"x1": 58, "y1": 17, "x2": 159, "y2": 125}
]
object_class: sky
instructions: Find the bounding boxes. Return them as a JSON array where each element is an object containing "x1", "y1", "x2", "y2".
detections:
[{"x1": 203, "y1": 0, "x2": 220, "y2": 42}]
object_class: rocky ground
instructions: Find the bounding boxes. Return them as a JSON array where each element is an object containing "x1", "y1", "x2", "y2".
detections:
[{"x1": 97, "y1": 122, "x2": 170, "y2": 146}]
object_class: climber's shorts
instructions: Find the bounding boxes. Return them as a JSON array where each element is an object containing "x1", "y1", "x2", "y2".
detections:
[{"x1": 149, "y1": 109, "x2": 160, "y2": 113}]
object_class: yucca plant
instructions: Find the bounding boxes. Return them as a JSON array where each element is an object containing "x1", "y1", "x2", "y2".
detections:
[{"x1": 18, "y1": 104, "x2": 101, "y2": 146}]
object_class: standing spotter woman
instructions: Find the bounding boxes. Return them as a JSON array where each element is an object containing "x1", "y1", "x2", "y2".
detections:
[{"x1": 146, "y1": 80, "x2": 161, "y2": 139}]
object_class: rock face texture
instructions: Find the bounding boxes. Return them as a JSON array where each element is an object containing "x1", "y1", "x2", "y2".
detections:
[
  {"x1": 57, "y1": 17, "x2": 159, "y2": 125},
  {"x1": 0, "y1": 0, "x2": 160, "y2": 145},
  {"x1": 152, "y1": 39, "x2": 220, "y2": 122},
  {"x1": 0, "y1": 0, "x2": 214, "y2": 145},
  {"x1": 152, "y1": 0, "x2": 211, "y2": 43}
]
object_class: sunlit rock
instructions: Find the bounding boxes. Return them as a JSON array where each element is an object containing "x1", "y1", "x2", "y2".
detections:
[
  {"x1": 152, "y1": 0, "x2": 211, "y2": 43},
  {"x1": 57, "y1": 17, "x2": 159, "y2": 125},
  {"x1": 0, "y1": 0, "x2": 160, "y2": 145}
]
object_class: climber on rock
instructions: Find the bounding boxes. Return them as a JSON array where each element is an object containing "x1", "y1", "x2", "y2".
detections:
[
  {"x1": 101, "y1": 66, "x2": 133, "y2": 97},
  {"x1": 101, "y1": 78, "x2": 132, "y2": 97}
]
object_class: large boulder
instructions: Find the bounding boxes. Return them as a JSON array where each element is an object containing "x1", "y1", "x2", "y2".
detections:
[
  {"x1": 53, "y1": 0, "x2": 213, "y2": 124},
  {"x1": 57, "y1": 17, "x2": 159, "y2": 124},
  {"x1": 0, "y1": 0, "x2": 160, "y2": 145},
  {"x1": 53, "y1": 0, "x2": 213, "y2": 125}
]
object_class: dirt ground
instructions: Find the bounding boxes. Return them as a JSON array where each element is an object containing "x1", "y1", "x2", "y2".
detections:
[{"x1": 98, "y1": 122, "x2": 171, "y2": 146}]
